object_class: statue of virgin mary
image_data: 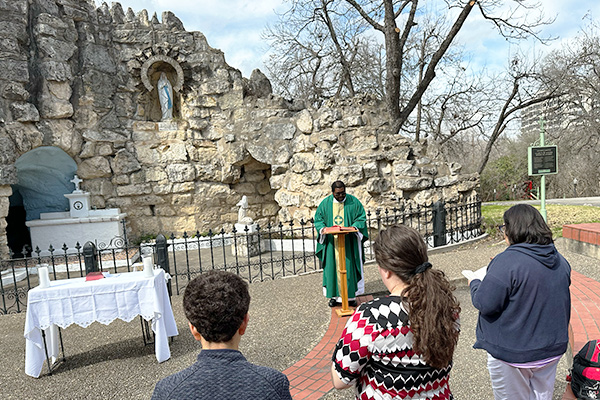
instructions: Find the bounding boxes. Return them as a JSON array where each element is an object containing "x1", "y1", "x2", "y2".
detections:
[{"x1": 157, "y1": 72, "x2": 173, "y2": 121}]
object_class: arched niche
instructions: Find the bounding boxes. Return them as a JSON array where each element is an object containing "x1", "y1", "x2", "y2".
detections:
[
  {"x1": 7, "y1": 147, "x2": 77, "y2": 257},
  {"x1": 141, "y1": 55, "x2": 184, "y2": 122},
  {"x1": 230, "y1": 157, "x2": 279, "y2": 227}
]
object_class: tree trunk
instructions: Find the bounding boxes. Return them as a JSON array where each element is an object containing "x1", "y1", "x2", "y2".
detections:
[
  {"x1": 321, "y1": 0, "x2": 355, "y2": 96},
  {"x1": 383, "y1": 0, "x2": 402, "y2": 121},
  {"x1": 392, "y1": 1, "x2": 476, "y2": 135},
  {"x1": 415, "y1": 30, "x2": 427, "y2": 141}
]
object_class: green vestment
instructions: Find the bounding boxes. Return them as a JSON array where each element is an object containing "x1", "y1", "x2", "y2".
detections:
[{"x1": 314, "y1": 194, "x2": 368, "y2": 298}]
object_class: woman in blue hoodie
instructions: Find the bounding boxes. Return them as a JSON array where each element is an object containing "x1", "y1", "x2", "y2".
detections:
[{"x1": 470, "y1": 204, "x2": 571, "y2": 400}]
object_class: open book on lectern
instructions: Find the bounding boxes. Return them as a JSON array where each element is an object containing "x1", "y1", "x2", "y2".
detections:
[{"x1": 322, "y1": 226, "x2": 358, "y2": 234}]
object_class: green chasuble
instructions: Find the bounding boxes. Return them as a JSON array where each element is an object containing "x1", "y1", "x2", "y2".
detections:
[{"x1": 314, "y1": 194, "x2": 368, "y2": 298}]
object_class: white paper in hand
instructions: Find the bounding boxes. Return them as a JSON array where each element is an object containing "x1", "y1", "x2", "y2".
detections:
[
  {"x1": 462, "y1": 266, "x2": 487, "y2": 281},
  {"x1": 461, "y1": 269, "x2": 475, "y2": 281}
]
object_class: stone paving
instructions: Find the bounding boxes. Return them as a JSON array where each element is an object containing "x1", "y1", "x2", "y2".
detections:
[{"x1": 291, "y1": 268, "x2": 600, "y2": 400}]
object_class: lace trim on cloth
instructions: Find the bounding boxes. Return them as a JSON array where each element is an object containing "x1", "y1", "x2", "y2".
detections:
[{"x1": 36, "y1": 312, "x2": 162, "y2": 331}]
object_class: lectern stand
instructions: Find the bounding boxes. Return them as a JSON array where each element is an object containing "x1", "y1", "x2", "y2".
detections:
[{"x1": 324, "y1": 226, "x2": 358, "y2": 317}]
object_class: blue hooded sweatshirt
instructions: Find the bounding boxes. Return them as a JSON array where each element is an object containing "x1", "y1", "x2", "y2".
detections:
[{"x1": 470, "y1": 242, "x2": 571, "y2": 363}]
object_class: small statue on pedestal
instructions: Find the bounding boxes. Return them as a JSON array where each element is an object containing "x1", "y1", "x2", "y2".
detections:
[
  {"x1": 232, "y1": 196, "x2": 260, "y2": 257},
  {"x1": 236, "y1": 196, "x2": 254, "y2": 225}
]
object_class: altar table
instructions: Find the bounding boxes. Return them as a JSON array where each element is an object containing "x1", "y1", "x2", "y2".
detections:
[{"x1": 24, "y1": 269, "x2": 178, "y2": 377}]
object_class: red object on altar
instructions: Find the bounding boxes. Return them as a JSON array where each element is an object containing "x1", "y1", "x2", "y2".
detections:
[{"x1": 85, "y1": 271, "x2": 104, "y2": 281}]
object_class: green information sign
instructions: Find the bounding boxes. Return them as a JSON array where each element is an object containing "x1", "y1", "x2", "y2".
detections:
[{"x1": 528, "y1": 145, "x2": 558, "y2": 176}]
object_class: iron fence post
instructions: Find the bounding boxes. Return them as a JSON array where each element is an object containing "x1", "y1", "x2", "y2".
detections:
[
  {"x1": 156, "y1": 234, "x2": 171, "y2": 297},
  {"x1": 433, "y1": 201, "x2": 447, "y2": 247},
  {"x1": 83, "y1": 241, "x2": 98, "y2": 274}
]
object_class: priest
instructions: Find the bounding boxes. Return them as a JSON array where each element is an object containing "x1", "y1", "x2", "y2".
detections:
[{"x1": 314, "y1": 181, "x2": 368, "y2": 307}]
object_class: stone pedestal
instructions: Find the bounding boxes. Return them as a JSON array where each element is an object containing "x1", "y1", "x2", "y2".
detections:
[
  {"x1": 232, "y1": 223, "x2": 262, "y2": 257},
  {"x1": 64, "y1": 191, "x2": 91, "y2": 218}
]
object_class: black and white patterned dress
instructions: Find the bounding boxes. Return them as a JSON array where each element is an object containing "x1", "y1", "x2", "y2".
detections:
[{"x1": 332, "y1": 296, "x2": 454, "y2": 400}]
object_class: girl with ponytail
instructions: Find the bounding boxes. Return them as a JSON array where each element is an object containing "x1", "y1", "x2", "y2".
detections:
[{"x1": 331, "y1": 224, "x2": 460, "y2": 399}]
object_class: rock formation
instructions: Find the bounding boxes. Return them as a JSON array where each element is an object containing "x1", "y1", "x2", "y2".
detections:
[{"x1": 0, "y1": 0, "x2": 478, "y2": 257}]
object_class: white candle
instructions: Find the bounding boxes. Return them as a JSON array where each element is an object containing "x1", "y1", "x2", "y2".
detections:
[
  {"x1": 38, "y1": 265, "x2": 50, "y2": 288},
  {"x1": 142, "y1": 255, "x2": 154, "y2": 277}
]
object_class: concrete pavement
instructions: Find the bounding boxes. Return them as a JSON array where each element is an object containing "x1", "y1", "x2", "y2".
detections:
[{"x1": 0, "y1": 236, "x2": 595, "y2": 400}]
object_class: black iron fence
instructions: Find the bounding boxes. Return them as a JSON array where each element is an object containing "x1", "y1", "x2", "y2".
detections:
[{"x1": 0, "y1": 197, "x2": 481, "y2": 314}]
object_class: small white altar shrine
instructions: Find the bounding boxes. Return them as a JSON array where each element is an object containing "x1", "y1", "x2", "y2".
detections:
[{"x1": 26, "y1": 175, "x2": 127, "y2": 256}]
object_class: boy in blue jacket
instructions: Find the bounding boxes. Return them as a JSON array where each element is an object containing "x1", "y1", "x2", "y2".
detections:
[{"x1": 151, "y1": 271, "x2": 292, "y2": 400}]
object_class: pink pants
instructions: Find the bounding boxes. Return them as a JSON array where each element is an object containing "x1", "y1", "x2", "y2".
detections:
[{"x1": 487, "y1": 354, "x2": 560, "y2": 400}]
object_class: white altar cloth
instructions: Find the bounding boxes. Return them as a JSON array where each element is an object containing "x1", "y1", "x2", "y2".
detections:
[{"x1": 24, "y1": 269, "x2": 178, "y2": 377}]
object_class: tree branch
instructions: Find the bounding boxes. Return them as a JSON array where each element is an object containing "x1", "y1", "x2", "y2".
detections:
[
  {"x1": 345, "y1": 0, "x2": 384, "y2": 31},
  {"x1": 476, "y1": 1, "x2": 555, "y2": 43},
  {"x1": 392, "y1": 0, "x2": 477, "y2": 134},
  {"x1": 394, "y1": 0, "x2": 414, "y2": 19}
]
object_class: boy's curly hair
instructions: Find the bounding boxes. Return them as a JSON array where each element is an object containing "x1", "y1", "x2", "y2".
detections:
[{"x1": 183, "y1": 271, "x2": 250, "y2": 343}]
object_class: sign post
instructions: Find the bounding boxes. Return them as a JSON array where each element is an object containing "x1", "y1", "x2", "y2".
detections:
[{"x1": 527, "y1": 118, "x2": 558, "y2": 222}]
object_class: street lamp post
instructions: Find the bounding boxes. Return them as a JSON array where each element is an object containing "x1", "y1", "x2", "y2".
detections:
[{"x1": 573, "y1": 178, "x2": 578, "y2": 198}]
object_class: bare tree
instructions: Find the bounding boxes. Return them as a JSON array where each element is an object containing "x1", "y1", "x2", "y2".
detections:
[
  {"x1": 263, "y1": 0, "x2": 385, "y2": 106},
  {"x1": 427, "y1": 73, "x2": 488, "y2": 145},
  {"x1": 266, "y1": 0, "x2": 554, "y2": 151},
  {"x1": 401, "y1": 9, "x2": 491, "y2": 143},
  {"x1": 425, "y1": 49, "x2": 563, "y2": 176},
  {"x1": 477, "y1": 56, "x2": 561, "y2": 174},
  {"x1": 344, "y1": 0, "x2": 552, "y2": 135}
]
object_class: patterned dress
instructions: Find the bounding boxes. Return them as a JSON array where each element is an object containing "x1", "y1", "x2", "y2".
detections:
[{"x1": 332, "y1": 296, "x2": 454, "y2": 400}]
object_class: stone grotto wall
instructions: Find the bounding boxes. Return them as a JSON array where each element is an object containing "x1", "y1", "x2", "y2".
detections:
[{"x1": 0, "y1": 0, "x2": 479, "y2": 257}]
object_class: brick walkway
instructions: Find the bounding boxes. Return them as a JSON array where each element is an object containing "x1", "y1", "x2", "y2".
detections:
[
  {"x1": 283, "y1": 295, "x2": 373, "y2": 400},
  {"x1": 562, "y1": 270, "x2": 600, "y2": 399}
]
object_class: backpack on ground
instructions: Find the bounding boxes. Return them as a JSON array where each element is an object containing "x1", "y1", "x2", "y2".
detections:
[{"x1": 571, "y1": 340, "x2": 600, "y2": 399}]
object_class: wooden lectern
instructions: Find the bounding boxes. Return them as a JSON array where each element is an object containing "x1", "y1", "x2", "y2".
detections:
[{"x1": 323, "y1": 225, "x2": 358, "y2": 317}]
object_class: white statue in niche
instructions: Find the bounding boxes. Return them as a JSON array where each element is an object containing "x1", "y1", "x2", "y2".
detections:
[
  {"x1": 236, "y1": 196, "x2": 254, "y2": 225},
  {"x1": 157, "y1": 72, "x2": 173, "y2": 121}
]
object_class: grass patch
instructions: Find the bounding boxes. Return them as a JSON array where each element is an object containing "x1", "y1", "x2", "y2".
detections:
[{"x1": 482, "y1": 204, "x2": 600, "y2": 239}]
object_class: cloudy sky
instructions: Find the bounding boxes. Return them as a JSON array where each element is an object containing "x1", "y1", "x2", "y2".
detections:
[{"x1": 94, "y1": 0, "x2": 600, "y2": 78}]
